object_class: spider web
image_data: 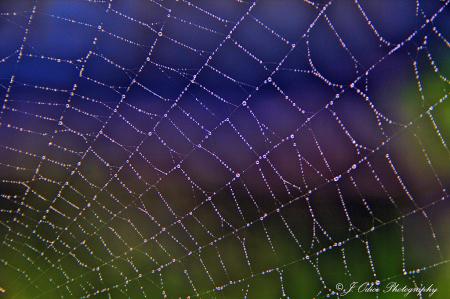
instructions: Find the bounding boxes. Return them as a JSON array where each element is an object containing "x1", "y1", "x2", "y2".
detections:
[{"x1": 0, "y1": 0, "x2": 449, "y2": 298}]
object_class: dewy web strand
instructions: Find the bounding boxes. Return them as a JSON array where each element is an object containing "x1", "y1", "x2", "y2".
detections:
[{"x1": 0, "y1": 0, "x2": 449, "y2": 298}]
